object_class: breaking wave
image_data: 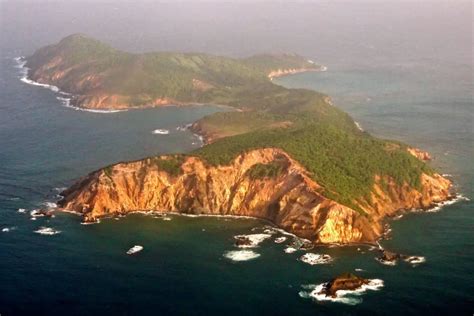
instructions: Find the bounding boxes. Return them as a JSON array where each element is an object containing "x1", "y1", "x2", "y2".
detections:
[
  {"x1": 299, "y1": 279, "x2": 384, "y2": 305},
  {"x1": 223, "y1": 250, "x2": 260, "y2": 261}
]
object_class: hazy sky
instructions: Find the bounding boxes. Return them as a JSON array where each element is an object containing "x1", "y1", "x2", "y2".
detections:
[{"x1": 0, "y1": 0, "x2": 471, "y2": 65}]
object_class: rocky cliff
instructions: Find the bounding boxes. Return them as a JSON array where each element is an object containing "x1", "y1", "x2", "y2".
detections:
[{"x1": 58, "y1": 148, "x2": 452, "y2": 245}]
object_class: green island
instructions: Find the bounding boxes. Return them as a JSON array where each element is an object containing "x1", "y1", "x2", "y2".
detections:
[{"x1": 27, "y1": 34, "x2": 435, "y2": 214}]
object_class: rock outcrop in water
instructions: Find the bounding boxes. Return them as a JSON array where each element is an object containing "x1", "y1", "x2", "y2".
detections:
[
  {"x1": 58, "y1": 148, "x2": 452, "y2": 245},
  {"x1": 319, "y1": 273, "x2": 370, "y2": 297}
]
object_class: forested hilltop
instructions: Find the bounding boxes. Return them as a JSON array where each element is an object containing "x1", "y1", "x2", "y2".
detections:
[{"x1": 28, "y1": 34, "x2": 447, "y2": 217}]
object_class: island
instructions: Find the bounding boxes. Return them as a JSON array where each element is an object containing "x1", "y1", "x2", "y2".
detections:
[{"x1": 25, "y1": 34, "x2": 453, "y2": 245}]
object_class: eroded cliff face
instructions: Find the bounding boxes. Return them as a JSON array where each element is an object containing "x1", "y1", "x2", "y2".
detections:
[{"x1": 58, "y1": 148, "x2": 452, "y2": 245}]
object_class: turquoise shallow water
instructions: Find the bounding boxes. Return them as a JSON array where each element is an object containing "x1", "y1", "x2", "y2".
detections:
[{"x1": 1, "y1": 45, "x2": 473, "y2": 315}]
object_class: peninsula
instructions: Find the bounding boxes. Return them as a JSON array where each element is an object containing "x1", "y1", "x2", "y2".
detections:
[{"x1": 25, "y1": 34, "x2": 452, "y2": 245}]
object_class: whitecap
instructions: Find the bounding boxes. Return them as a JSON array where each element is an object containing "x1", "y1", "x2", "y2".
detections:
[
  {"x1": 426, "y1": 194, "x2": 470, "y2": 213},
  {"x1": 162, "y1": 217, "x2": 172, "y2": 221},
  {"x1": 223, "y1": 250, "x2": 260, "y2": 262},
  {"x1": 30, "y1": 209, "x2": 45, "y2": 217},
  {"x1": 17, "y1": 208, "x2": 26, "y2": 213},
  {"x1": 375, "y1": 257, "x2": 397, "y2": 266},
  {"x1": 234, "y1": 233, "x2": 272, "y2": 248},
  {"x1": 355, "y1": 268, "x2": 364, "y2": 272},
  {"x1": 34, "y1": 227, "x2": 61, "y2": 235},
  {"x1": 176, "y1": 123, "x2": 192, "y2": 131},
  {"x1": 274, "y1": 236, "x2": 287, "y2": 244},
  {"x1": 2, "y1": 226, "x2": 16, "y2": 232},
  {"x1": 43, "y1": 201, "x2": 58, "y2": 209},
  {"x1": 152, "y1": 129, "x2": 170, "y2": 135},
  {"x1": 80, "y1": 219, "x2": 101, "y2": 225},
  {"x1": 284, "y1": 246, "x2": 298, "y2": 254},
  {"x1": 300, "y1": 279, "x2": 384, "y2": 305},
  {"x1": 403, "y1": 256, "x2": 426, "y2": 266},
  {"x1": 299, "y1": 253, "x2": 333, "y2": 265},
  {"x1": 354, "y1": 121, "x2": 364, "y2": 132},
  {"x1": 393, "y1": 214, "x2": 404, "y2": 220},
  {"x1": 126, "y1": 245, "x2": 143, "y2": 255}
]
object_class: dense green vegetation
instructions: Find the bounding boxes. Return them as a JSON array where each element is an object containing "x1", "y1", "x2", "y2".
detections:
[
  {"x1": 152, "y1": 155, "x2": 185, "y2": 177},
  {"x1": 28, "y1": 34, "x2": 319, "y2": 104},
  {"x1": 194, "y1": 123, "x2": 433, "y2": 211}
]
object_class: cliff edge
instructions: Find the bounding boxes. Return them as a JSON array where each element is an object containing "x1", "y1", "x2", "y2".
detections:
[{"x1": 58, "y1": 148, "x2": 451, "y2": 244}]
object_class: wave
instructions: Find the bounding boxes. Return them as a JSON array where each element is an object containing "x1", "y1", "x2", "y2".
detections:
[
  {"x1": 126, "y1": 245, "x2": 143, "y2": 255},
  {"x1": 274, "y1": 236, "x2": 287, "y2": 243},
  {"x1": 403, "y1": 256, "x2": 426, "y2": 266},
  {"x1": 42, "y1": 201, "x2": 58, "y2": 209},
  {"x1": 354, "y1": 121, "x2": 364, "y2": 132},
  {"x1": 2, "y1": 226, "x2": 16, "y2": 233},
  {"x1": 426, "y1": 194, "x2": 470, "y2": 213},
  {"x1": 284, "y1": 246, "x2": 298, "y2": 254},
  {"x1": 223, "y1": 250, "x2": 260, "y2": 262},
  {"x1": 34, "y1": 227, "x2": 61, "y2": 235},
  {"x1": 176, "y1": 123, "x2": 193, "y2": 132},
  {"x1": 234, "y1": 233, "x2": 272, "y2": 248},
  {"x1": 56, "y1": 96, "x2": 126, "y2": 113},
  {"x1": 299, "y1": 253, "x2": 333, "y2": 265},
  {"x1": 152, "y1": 129, "x2": 170, "y2": 135},
  {"x1": 299, "y1": 279, "x2": 384, "y2": 305}
]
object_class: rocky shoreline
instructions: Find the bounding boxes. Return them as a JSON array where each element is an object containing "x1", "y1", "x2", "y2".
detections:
[{"x1": 57, "y1": 148, "x2": 452, "y2": 245}]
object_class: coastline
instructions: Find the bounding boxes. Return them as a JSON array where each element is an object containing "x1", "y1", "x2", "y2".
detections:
[{"x1": 16, "y1": 57, "x2": 128, "y2": 114}]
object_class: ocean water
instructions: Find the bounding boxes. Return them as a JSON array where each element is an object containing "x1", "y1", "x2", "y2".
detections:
[{"x1": 1, "y1": 2, "x2": 473, "y2": 315}]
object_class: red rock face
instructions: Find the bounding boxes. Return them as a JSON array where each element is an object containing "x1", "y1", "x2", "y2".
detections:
[
  {"x1": 58, "y1": 148, "x2": 452, "y2": 245},
  {"x1": 408, "y1": 147, "x2": 432, "y2": 161}
]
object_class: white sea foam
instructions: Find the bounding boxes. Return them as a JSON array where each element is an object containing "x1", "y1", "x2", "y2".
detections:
[
  {"x1": 80, "y1": 219, "x2": 101, "y2": 225},
  {"x1": 162, "y1": 216, "x2": 172, "y2": 221},
  {"x1": 152, "y1": 129, "x2": 170, "y2": 135},
  {"x1": 56, "y1": 96, "x2": 126, "y2": 113},
  {"x1": 234, "y1": 233, "x2": 272, "y2": 248},
  {"x1": 126, "y1": 245, "x2": 143, "y2": 255},
  {"x1": 354, "y1": 121, "x2": 364, "y2": 132},
  {"x1": 43, "y1": 201, "x2": 58, "y2": 209},
  {"x1": 300, "y1": 253, "x2": 333, "y2": 265},
  {"x1": 284, "y1": 247, "x2": 298, "y2": 254},
  {"x1": 426, "y1": 194, "x2": 470, "y2": 213},
  {"x1": 17, "y1": 208, "x2": 26, "y2": 213},
  {"x1": 274, "y1": 236, "x2": 287, "y2": 244},
  {"x1": 299, "y1": 279, "x2": 384, "y2": 305},
  {"x1": 34, "y1": 227, "x2": 61, "y2": 235},
  {"x1": 355, "y1": 268, "x2": 365, "y2": 272},
  {"x1": 403, "y1": 256, "x2": 426, "y2": 266},
  {"x1": 393, "y1": 214, "x2": 404, "y2": 220},
  {"x1": 176, "y1": 123, "x2": 193, "y2": 131},
  {"x1": 375, "y1": 257, "x2": 397, "y2": 266},
  {"x1": 2, "y1": 226, "x2": 16, "y2": 232},
  {"x1": 224, "y1": 250, "x2": 260, "y2": 262},
  {"x1": 30, "y1": 209, "x2": 45, "y2": 218}
]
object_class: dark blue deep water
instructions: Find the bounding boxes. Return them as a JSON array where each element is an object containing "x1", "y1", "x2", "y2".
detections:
[{"x1": 0, "y1": 2, "x2": 472, "y2": 315}]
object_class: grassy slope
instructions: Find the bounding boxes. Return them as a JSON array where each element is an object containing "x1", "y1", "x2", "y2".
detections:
[{"x1": 29, "y1": 35, "x2": 434, "y2": 212}]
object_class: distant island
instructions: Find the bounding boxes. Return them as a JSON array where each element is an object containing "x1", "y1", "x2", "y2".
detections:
[{"x1": 25, "y1": 34, "x2": 452, "y2": 245}]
